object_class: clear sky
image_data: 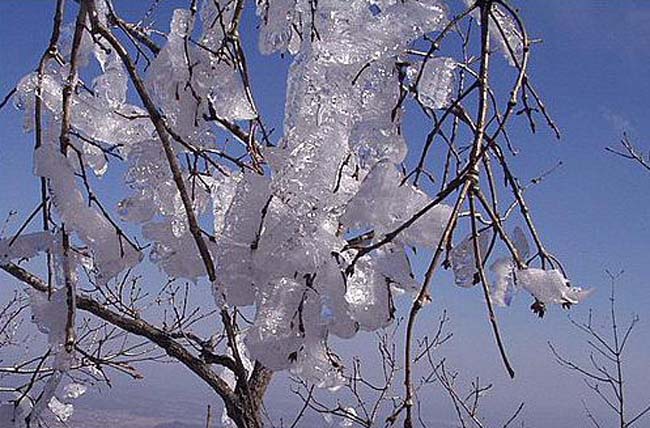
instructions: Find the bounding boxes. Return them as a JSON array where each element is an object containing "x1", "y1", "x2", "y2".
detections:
[{"x1": 1, "y1": 1, "x2": 650, "y2": 427}]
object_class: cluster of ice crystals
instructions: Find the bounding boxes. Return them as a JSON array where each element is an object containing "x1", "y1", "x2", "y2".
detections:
[
  {"x1": 92, "y1": 53, "x2": 128, "y2": 109},
  {"x1": 144, "y1": 221, "x2": 199, "y2": 277},
  {"x1": 309, "y1": 1, "x2": 447, "y2": 65},
  {"x1": 2, "y1": 226, "x2": 83, "y2": 424},
  {"x1": 12, "y1": 22, "x2": 149, "y2": 286},
  {"x1": 490, "y1": 257, "x2": 517, "y2": 307},
  {"x1": 147, "y1": 10, "x2": 210, "y2": 144},
  {"x1": 14, "y1": 71, "x2": 63, "y2": 130},
  {"x1": 62, "y1": 383, "x2": 87, "y2": 400},
  {"x1": 246, "y1": 277, "x2": 312, "y2": 370},
  {"x1": 24, "y1": 287, "x2": 82, "y2": 424},
  {"x1": 121, "y1": 140, "x2": 186, "y2": 222},
  {"x1": 47, "y1": 397, "x2": 73, "y2": 422},
  {"x1": 345, "y1": 257, "x2": 393, "y2": 331},
  {"x1": 230, "y1": 0, "x2": 453, "y2": 385},
  {"x1": 37, "y1": 380, "x2": 86, "y2": 425},
  {"x1": 213, "y1": 172, "x2": 270, "y2": 305},
  {"x1": 70, "y1": 51, "x2": 154, "y2": 177},
  {"x1": 9, "y1": 0, "x2": 584, "y2": 395},
  {"x1": 112, "y1": 4, "x2": 274, "y2": 280},
  {"x1": 516, "y1": 269, "x2": 593, "y2": 306},
  {"x1": 486, "y1": 228, "x2": 592, "y2": 309},
  {"x1": 148, "y1": 5, "x2": 255, "y2": 138},
  {"x1": 291, "y1": 336, "x2": 345, "y2": 390},
  {"x1": 489, "y1": 226, "x2": 529, "y2": 306}
]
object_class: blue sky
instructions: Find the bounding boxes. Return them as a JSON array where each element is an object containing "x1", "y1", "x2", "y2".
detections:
[{"x1": 1, "y1": 1, "x2": 650, "y2": 426}]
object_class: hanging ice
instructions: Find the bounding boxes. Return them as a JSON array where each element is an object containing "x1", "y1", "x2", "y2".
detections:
[
  {"x1": 341, "y1": 161, "x2": 452, "y2": 247},
  {"x1": 27, "y1": 287, "x2": 68, "y2": 347},
  {"x1": 143, "y1": 221, "x2": 208, "y2": 281},
  {"x1": 490, "y1": 226, "x2": 530, "y2": 306},
  {"x1": 460, "y1": 0, "x2": 523, "y2": 67},
  {"x1": 0, "y1": 232, "x2": 54, "y2": 263},
  {"x1": 290, "y1": 336, "x2": 345, "y2": 391},
  {"x1": 490, "y1": 3, "x2": 524, "y2": 67},
  {"x1": 345, "y1": 256, "x2": 394, "y2": 331},
  {"x1": 14, "y1": 72, "x2": 63, "y2": 131},
  {"x1": 239, "y1": 0, "x2": 453, "y2": 386},
  {"x1": 449, "y1": 232, "x2": 491, "y2": 288},
  {"x1": 245, "y1": 277, "x2": 314, "y2": 370},
  {"x1": 415, "y1": 57, "x2": 456, "y2": 110},
  {"x1": 34, "y1": 144, "x2": 142, "y2": 283},
  {"x1": 257, "y1": 0, "x2": 296, "y2": 54},
  {"x1": 512, "y1": 226, "x2": 530, "y2": 261},
  {"x1": 490, "y1": 257, "x2": 516, "y2": 306},
  {"x1": 214, "y1": 172, "x2": 271, "y2": 306}
]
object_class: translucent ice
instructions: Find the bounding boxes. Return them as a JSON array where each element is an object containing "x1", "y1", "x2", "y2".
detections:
[
  {"x1": 449, "y1": 232, "x2": 491, "y2": 288},
  {"x1": 415, "y1": 57, "x2": 456, "y2": 110}
]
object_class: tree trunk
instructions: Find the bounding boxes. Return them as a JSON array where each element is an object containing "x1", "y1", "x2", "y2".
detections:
[
  {"x1": 226, "y1": 397, "x2": 265, "y2": 428},
  {"x1": 227, "y1": 363, "x2": 273, "y2": 428}
]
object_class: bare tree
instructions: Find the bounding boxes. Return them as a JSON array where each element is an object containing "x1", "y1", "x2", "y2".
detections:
[
  {"x1": 0, "y1": 1, "x2": 591, "y2": 427},
  {"x1": 606, "y1": 133, "x2": 650, "y2": 173},
  {"x1": 549, "y1": 270, "x2": 650, "y2": 428},
  {"x1": 289, "y1": 312, "x2": 526, "y2": 428}
]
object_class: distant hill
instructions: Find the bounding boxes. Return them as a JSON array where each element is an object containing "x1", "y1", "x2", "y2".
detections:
[{"x1": 152, "y1": 422, "x2": 203, "y2": 428}]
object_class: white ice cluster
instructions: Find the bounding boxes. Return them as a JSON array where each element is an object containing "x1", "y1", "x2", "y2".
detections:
[
  {"x1": 515, "y1": 268, "x2": 593, "y2": 307},
  {"x1": 10, "y1": 10, "x2": 129, "y2": 424},
  {"x1": 447, "y1": 224, "x2": 591, "y2": 311},
  {"x1": 43, "y1": 382, "x2": 87, "y2": 423},
  {"x1": 47, "y1": 397, "x2": 74, "y2": 422},
  {"x1": 232, "y1": 0, "x2": 453, "y2": 385},
  {"x1": 256, "y1": 0, "x2": 298, "y2": 55},
  {"x1": 34, "y1": 144, "x2": 142, "y2": 283},
  {"x1": 15, "y1": 23, "x2": 144, "y2": 286}
]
